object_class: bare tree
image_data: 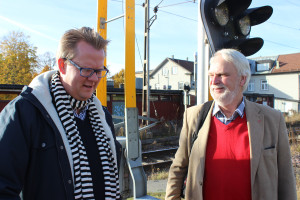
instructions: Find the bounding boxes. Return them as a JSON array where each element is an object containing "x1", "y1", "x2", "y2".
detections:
[{"x1": 38, "y1": 51, "x2": 56, "y2": 71}]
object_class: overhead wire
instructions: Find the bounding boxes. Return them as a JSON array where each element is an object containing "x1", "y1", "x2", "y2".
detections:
[
  {"x1": 110, "y1": 0, "x2": 197, "y2": 22},
  {"x1": 159, "y1": 1, "x2": 196, "y2": 8},
  {"x1": 265, "y1": 40, "x2": 300, "y2": 50},
  {"x1": 110, "y1": 0, "x2": 300, "y2": 51},
  {"x1": 151, "y1": 0, "x2": 197, "y2": 22},
  {"x1": 157, "y1": 0, "x2": 165, "y2": 7},
  {"x1": 286, "y1": 0, "x2": 300, "y2": 7},
  {"x1": 159, "y1": 10, "x2": 197, "y2": 22},
  {"x1": 267, "y1": 21, "x2": 300, "y2": 31},
  {"x1": 120, "y1": 0, "x2": 144, "y2": 70}
]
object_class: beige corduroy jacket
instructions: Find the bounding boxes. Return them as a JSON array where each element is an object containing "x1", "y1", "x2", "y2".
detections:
[{"x1": 166, "y1": 100, "x2": 297, "y2": 200}]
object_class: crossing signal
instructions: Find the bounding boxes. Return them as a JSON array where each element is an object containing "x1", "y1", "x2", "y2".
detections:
[{"x1": 200, "y1": 0, "x2": 273, "y2": 56}]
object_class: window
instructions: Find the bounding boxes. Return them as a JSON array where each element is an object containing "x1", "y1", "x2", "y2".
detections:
[
  {"x1": 261, "y1": 80, "x2": 268, "y2": 90},
  {"x1": 160, "y1": 95, "x2": 171, "y2": 101},
  {"x1": 178, "y1": 82, "x2": 184, "y2": 90},
  {"x1": 172, "y1": 66, "x2": 177, "y2": 75},
  {"x1": 248, "y1": 80, "x2": 254, "y2": 92},
  {"x1": 257, "y1": 63, "x2": 269, "y2": 71},
  {"x1": 149, "y1": 95, "x2": 159, "y2": 101},
  {"x1": 163, "y1": 85, "x2": 167, "y2": 90},
  {"x1": 112, "y1": 94, "x2": 124, "y2": 101},
  {"x1": 162, "y1": 68, "x2": 169, "y2": 77},
  {"x1": 168, "y1": 85, "x2": 172, "y2": 89}
]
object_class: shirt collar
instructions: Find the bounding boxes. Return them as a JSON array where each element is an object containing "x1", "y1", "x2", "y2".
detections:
[
  {"x1": 212, "y1": 97, "x2": 245, "y2": 119},
  {"x1": 73, "y1": 105, "x2": 88, "y2": 120}
]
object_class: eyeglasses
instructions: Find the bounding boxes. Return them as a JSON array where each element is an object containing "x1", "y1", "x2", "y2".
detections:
[{"x1": 67, "y1": 59, "x2": 109, "y2": 78}]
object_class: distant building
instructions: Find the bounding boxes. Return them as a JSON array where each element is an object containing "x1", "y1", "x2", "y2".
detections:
[
  {"x1": 149, "y1": 57, "x2": 194, "y2": 91},
  {"x1": 246, "y1": 53, "x2": 300, "y2": 113}
]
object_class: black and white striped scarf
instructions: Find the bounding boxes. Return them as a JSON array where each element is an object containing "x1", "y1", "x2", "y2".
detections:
[{"x1": 50, "y1": 71, "x2": 120, "y2": 199}]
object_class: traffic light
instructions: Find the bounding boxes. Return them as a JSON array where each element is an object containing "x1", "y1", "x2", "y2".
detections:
[{"x1": 200, "y1": 0, "x2": 273, "y2": 56}]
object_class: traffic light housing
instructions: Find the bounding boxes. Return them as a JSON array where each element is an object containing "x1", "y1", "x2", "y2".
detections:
[{"x1": 200, "y1": 0, "x2": 273, "y2": 56}]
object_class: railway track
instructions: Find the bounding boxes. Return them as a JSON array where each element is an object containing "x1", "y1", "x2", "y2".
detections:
[{"x1": 142, "y1": 147, "x2": 178, "y2": 172}]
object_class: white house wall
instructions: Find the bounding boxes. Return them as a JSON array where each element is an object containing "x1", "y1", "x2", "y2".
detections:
[
  {"x1": 249, "y1": 74, "x2": 298, "y2": 99},
  {"x1": 275, "y1": 99, "x2": 298, "y2": 113},
  {"x1": 249, "y1": 73, "x2": 299, "y2": 112},
  {"x1": 149, "y1": 61, "x2": 192, "y2": 90}
]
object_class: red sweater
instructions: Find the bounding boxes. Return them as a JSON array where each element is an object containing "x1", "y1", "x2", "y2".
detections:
[{"x1": 203, "y1": 115, "x2": 251, "y2": 200}]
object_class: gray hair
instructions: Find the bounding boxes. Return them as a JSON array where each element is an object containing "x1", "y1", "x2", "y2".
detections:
[
  {"x1": 210, "y1": 49, "x2": 251, "y2": 92},
  {"x1": 56, "y1": 27, "x2": 109, "y2": 61}
]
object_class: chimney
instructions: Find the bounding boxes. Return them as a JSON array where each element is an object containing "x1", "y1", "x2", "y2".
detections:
[
  {"x1": 171, "y1": 55, "x2": 174, "y2": 59},
  {"x1": 186, "y1": 57, "x2": 189, "y2": 61},
  {"x1": 276, "y1": 61, "x2": 280, "y2": 69}
]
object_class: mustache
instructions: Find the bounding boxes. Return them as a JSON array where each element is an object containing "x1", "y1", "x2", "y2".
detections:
[{"x1": 210, "y1": 84, "x2": 227, "y2": 90}]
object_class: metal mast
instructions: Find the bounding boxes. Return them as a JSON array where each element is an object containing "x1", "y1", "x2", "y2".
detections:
[{"x1": 142, "y1": 0, "x2": 150, "y2": 124}]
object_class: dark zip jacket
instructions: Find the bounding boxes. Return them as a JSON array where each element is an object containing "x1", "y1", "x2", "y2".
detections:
[{"x1": 0, "y1": 71, "x2": 121, "y2": 200}]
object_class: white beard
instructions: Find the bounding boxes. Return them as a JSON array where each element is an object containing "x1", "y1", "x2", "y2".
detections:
[{"x1": 210, "y1": 82, "x2": 240, "y2": 107}]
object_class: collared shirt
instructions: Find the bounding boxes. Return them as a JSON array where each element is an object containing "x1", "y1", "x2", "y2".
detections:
[
  {"x1": 73, "y1": 105, "x2": 88, "y2": 120},
  {"x1": 212, "y1": 97, "x2": 245, "y2": 125}
]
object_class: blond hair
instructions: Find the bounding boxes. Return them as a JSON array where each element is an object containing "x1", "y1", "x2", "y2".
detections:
[{"x1": 56, "y1": 27, "x2": 109, "y2": 61}]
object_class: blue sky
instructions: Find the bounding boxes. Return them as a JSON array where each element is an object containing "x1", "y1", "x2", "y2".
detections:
[{"x1": 0, "y1": 0, "x2": 300, "y2": 76}]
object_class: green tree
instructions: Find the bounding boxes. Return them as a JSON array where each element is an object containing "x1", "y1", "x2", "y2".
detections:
[
  {"x1": 0, "y1": 31, "x2": 38, "y2": 85},
  {"x1": 111, "y1": 69, "x2": 125, "y2": 88}
]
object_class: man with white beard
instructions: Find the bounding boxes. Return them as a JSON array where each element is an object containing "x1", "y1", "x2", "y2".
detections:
[{"x1": 166, "y1": 49, "x2": 296, "y2": 200}]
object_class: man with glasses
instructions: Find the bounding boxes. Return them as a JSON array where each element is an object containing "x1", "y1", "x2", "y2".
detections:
[{"x1": 0, "y1": 27, "x2": 121, "y2": 200}]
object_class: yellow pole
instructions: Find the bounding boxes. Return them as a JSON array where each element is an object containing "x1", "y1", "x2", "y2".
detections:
[
  {"x1": 97, "y1": 0, "x2": 108, "y2": 106},
  {"x1": 124, "y1": 0, "x2": 136, "y2": 108}
]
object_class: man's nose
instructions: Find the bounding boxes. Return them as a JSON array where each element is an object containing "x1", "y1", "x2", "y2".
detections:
[
  {"x1": 210, "y1": 75, "x2": 220, "y2": 85},
  {"x1": 89, "y1": 72, "x2": 100, "y2": 81}
]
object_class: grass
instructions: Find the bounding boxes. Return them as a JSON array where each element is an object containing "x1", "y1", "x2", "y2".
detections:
[
  {"x1": 290, "y1": 143, "x2": 300, "y2": 199},
  {"x1": 147, "y1": 192, "x2": 166, "y2": 199},
  {"x1": 286, "y1": 113, "x2": 300, "y2": 124},
  {"x1": 147, "y1": 168, "x2": 169, "y2": 181}
]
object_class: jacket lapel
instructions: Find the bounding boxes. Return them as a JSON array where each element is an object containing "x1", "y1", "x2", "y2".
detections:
[{"x1": 245, "y1": 100, "x2": 264, "y2": 188}]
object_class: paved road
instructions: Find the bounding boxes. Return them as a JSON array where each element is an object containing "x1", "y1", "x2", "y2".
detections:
[{"x1": 147, "y1": 179, "x2": 168, "y2": 193}]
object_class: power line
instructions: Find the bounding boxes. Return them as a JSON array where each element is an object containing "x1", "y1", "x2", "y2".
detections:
[
  {"x1": 159, "y1": 9, "x2": 197, "y2": 22},
  {"x1": 109, "y1": 0, "x2": 197, "y2": 22},
  {"x1": 159, "y1": 1, "x2": 196, "y2": 8},
  {"x1": 286, "y1": 0, "x2": 300, "y2": 7},
  {"x1": 111, "y1": 0, "x2": 143, "y2": 70},
  {"x1": 157, "y1": 0, "x2": 165, "y2": 7},
  {"x1": 136, "y1": 34, "x2": 143, "y2": 69},
  {"x1": 265, "y1": 40, "x2": 300, "y2": 50},
  {"x1": 267, "y1": 21, "x2": 300, "y2": 31}
]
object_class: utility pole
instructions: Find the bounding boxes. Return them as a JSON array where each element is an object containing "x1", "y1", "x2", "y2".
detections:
[
  {"x1": 142, "y1": 1, "x2": 157, "y2": 124},
  {"x1": 194, "y1": 52, "x2": 197, "y2": 104},
  {"x1": 142, "y1": 0, "x2": 150, "y2": 124}
]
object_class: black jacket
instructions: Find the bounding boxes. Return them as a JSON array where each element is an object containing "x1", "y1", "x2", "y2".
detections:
[{"x1": 0, "y1": 85, "x2": 121, "y2": 200}]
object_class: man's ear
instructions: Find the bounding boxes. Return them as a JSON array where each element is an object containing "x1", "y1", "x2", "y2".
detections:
[
  {"x1": 58, "y1": 58, "x2": 66, "y2": 74},
  {"x1": 240, "y1": 75, "x2": 247, "y2": 87}
]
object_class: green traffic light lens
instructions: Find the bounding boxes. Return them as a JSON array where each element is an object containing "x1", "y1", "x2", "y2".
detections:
[
  {"x1": 214, "y1": 2, "x2": 229, "y2": 26},
  {"x1": 238, "y1": 15, "x2": 251, "y2": 36}
]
